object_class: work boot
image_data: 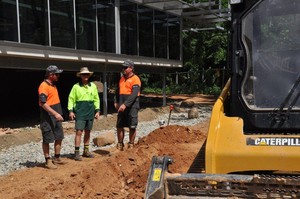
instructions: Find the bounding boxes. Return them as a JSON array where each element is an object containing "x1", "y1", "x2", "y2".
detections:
[
  {"x1": 127, "y1": 142, "x2": 134, "y2": 149},
  {"x1": 52, "y1": 157, "x2": 65, "y2": 165},
  {"x1": 82, "y1": 151, "x2": 95, "y2": 158},
  {"x1": 116, "y1": 142, "x2": 124, "y2": 151},
  {"x1": 45, "y1": 159, "x2": 58, "y2": 169},
  {"x1": 74, "y1": 151, "x2": 82, "y2": 161}
]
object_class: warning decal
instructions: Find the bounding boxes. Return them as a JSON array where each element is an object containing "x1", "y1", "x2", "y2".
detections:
[{"x1": 152, "y1": 168, "x2": 162, "y2": 181}]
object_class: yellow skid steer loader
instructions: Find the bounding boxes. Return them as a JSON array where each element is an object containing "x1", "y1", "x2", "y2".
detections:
[{"x1": 145, "y1": 0, "x2": 300, "y2": 198}]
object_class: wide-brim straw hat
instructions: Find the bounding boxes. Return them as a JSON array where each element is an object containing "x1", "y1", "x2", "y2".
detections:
[{"x1": 76, "y1": 67, "x2": 94, "y2": 77}]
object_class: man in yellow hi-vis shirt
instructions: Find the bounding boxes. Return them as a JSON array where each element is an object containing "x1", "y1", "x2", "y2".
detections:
[{"x1": 68, "y1": 67, "x2": 100, "y2": 161}]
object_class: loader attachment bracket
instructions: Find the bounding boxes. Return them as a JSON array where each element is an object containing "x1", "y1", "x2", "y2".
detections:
[
  {"x1": 145, "y1": 156, "x2": 173, "y2": 199},
  {"x1": 145, "y1": 156, "x2": 300, "y2": 199}
]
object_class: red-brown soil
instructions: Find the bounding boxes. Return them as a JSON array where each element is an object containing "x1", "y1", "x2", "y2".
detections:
[{"x1": 0, "y1": 94, "x2": 212, "y2": 199}]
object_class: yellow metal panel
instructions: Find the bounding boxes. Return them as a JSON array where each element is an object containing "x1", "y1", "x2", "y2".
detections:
[{"x1": 206, "y1": 79, "x2": 300, "y2": 174}]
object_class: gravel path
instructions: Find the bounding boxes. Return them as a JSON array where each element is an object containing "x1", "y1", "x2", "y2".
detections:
[{"x1": 0, "y1": 106, "x2": 212, "y2": 176}]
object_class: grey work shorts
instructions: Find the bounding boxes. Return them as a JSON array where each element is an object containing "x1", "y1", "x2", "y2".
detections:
[
  {"x1": 75, "y1": 119, "x2": 94, "y2": 131},
  {"x1": 40, "y1": 119, "x2": 64, "y2": 144},
  {"x1": 116, "y1": 107, "x2": 138, "y2": 129}
]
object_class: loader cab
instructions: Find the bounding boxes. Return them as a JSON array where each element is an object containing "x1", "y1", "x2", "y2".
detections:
[{"x1": 229, "y1": 0, "x2": 300, "y2": 134}]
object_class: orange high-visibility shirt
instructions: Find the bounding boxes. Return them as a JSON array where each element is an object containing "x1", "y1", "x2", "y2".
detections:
[
  {"x1": 119, "y1": 75, "x2": 141, "y2": 95},
  {"x1": 38, "y1": 81, "x2": 61, "y2": 107}
]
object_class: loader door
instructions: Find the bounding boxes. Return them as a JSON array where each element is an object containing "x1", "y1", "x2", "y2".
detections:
[{"x1": 230, "y1": 0, "x2": 300, "y2": 133}]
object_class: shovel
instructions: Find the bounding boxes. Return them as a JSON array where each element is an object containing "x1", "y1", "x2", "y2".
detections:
[{"x1": 167, "y1": 104, "x2": 174, "y2": 125}]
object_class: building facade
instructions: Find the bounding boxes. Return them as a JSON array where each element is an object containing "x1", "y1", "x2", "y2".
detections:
[
  {"x1": 0, "y1": 0, "x2": 183, "y2": 122},
  {"x1": 0, "y1": 0, "x2": 182, "y2": 71}
]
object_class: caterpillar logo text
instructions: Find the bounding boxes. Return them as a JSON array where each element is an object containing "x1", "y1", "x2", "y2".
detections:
[{"x1": 247, "y1": 138, "x2": 300, "y2": 146}]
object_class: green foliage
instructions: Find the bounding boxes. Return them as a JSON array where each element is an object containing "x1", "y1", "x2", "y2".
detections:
[
  {"x1": 141, "y1": 0, "x2": 229, "y2": 96},
  {"x1": 205, "y1": 85, "x2": 222, "y2": 97},
  {"x1": 141, "y1": 68, "x2": 225, "y2": 97},
  {"x1": 143, "y1": 87, "x2": 163, "y2": 94}
]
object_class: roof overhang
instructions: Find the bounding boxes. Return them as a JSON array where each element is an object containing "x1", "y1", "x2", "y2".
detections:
[
  {"x1": 0, "y1": 41, "x2": 182, "y2": 73},
  {"x1": 130, "y1": 0, "x2": 231, "y2": 30}
]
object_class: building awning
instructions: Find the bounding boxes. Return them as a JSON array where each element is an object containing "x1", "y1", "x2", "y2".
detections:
[
  {"x1": 130, "y1": 0, "x2": 231, "y2": 30},
  {"x1": 0, "y1": 41, "x2": 182, "y2": 73},
  {"x1": 0, "y1": 0, "x2": 230, "y2": 72}
]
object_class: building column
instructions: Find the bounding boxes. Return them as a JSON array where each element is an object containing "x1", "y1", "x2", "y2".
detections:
[
  {"x1": 102, "y1": 71, "x2": 108, "y2": 116},
  {"x1": 162, "y1": 73, "x2": 166, "y2": 106},
  {"x1": 115, "y1": 0, "x2": 121, "y2": 54}
]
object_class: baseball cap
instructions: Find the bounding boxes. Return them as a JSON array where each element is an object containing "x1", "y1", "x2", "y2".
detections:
[
  {"x1": 46, "y1": 65, "x2": 63, "y2": 74},
  {"x1": 122, "y1": 60, "x2": 134, "y2": 68}
]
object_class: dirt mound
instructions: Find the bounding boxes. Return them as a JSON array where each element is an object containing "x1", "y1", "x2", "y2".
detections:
[
  {"x1": 0, "y1": 94, "x2": 213, "y2": 199},
  {"x1": 0, "y1": 124, "x2": 208, "y2": 199},
  {"x1": 140, "y1": 125, "x2": 204, "y2": 144}
]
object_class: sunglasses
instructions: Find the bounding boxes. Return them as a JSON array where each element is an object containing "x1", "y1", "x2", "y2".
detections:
[
  {"x1": 122, "y1": 66, "x2": 129, "y2": 70},
  {"x1": 81, "y1": 74, "x2": 90, "y2": 76}
]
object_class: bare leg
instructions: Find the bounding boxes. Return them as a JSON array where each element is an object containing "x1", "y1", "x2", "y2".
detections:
[
  {"x1": 83, "y1": 130, "x2": 91, "y2": 145},
  {"x1": 74, "y1": 130, "x2": 83, "y2": 160},
  {"x1": 75, "y1": 130, "x2": 83, "y2": 147},
  {"x1": 82, "y1": 130, "x2": 94, "y2": 157},
  {"x1": 54, "y1": 140, "x2": 62, "y2": 155},
  {"x1": 42, "y1": 143, "x2": 50, "y2": 157},
  {"x1": 116, "y1": 127, "x2": 125, "y2": 150},
  {"x1": 117, "y1": 127, "x2": 125, "y2": 143},
  {"x1": 129, "y1": 128, "x2": 136, "y2": 144}
]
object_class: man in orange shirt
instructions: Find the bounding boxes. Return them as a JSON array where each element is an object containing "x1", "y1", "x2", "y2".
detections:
[
  {"x1": 38, "y1": 65, "x2": 65, "y2": 169},
  {"x1": 114, "y1": 60, "x2": 141, "y2": 151}
]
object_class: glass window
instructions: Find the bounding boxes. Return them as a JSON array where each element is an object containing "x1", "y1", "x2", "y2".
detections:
[
  {"x1": 168, "y1": 15, "x2": 180, "y2": 60},
  {"x1": 19, "y1": 0, "x2": 48, "y2": 45},
  {"x1": 50, "y1": 0, "x2": 75, "y2": 48},
  {"x1": 241, "y1": 0, "x2": 300, "y2": 110},
  {"x1": 0, "y1": 0, "x2": 18, "y2": 41},
  {"x1": 120, "y1": 0, "x2": 137, "y2": 55},
  {"x1": 76, "y1": 0, "x2": 97, "y2": 51},
  {"x1": 97, "y1": 0, "x2": 115, "y2": 53},
  {"x1": 154, "y1": 10, "x2": 167, "y2": 58},
  {"x1": 138, "y1": 5, "x2": 153, "y2": 57}
]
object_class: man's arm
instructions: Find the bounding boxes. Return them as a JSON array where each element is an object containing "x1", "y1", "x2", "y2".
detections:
[
  {"x1": 67, "y1": 86, "x2": 76, "y2": 120},
  {"x1": 39, "y1": 93, "x2": 64, "y2": 121},
  {"x1": 118, "y1": 85, "x2": 140, "y2": 112},
  {"x1": 41, "y1": 103, "x2": 64, "y2": 121},
  {"x1": 92, "y1": 83, "x2": 100, "y2": 119},
  {"x1": 123, "y1": 85, "x2": 140, "y2": 107},
  {"x1": 114, "y1": 86, "x2": 120, "y2": 110}
]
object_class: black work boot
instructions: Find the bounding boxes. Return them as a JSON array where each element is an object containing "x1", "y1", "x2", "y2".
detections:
[
  {"x1": 74, "y1": 150, "x2": 82, "y2": 161},
  {"x1": 82, "y1": 151, "x2": 95, "y2": 158}
]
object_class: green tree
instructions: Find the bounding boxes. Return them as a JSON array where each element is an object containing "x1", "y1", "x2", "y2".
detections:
[{"x1": 142, "y1": 0, "x2": 230, "y2": 96}]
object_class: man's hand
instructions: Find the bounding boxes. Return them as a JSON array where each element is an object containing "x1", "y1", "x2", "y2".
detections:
[
  {"x1": 69, "y1": 112, "x2": 75, "y2": 121},
  {"x1": 55, "y1": 113, "x2": 64, "y2": 122},
  {"x1": 94, "y1": 112, "x2": 100, "y2": 119},
  {"x1": 118, "y1": 104, "x2": 126, "y2": 112},
  {"x1": 114, "y1": 103, "x2": 119, "y2": 110},
  {"x1": 42, "y1": 103, "x2": 64, "y2": 122}
]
